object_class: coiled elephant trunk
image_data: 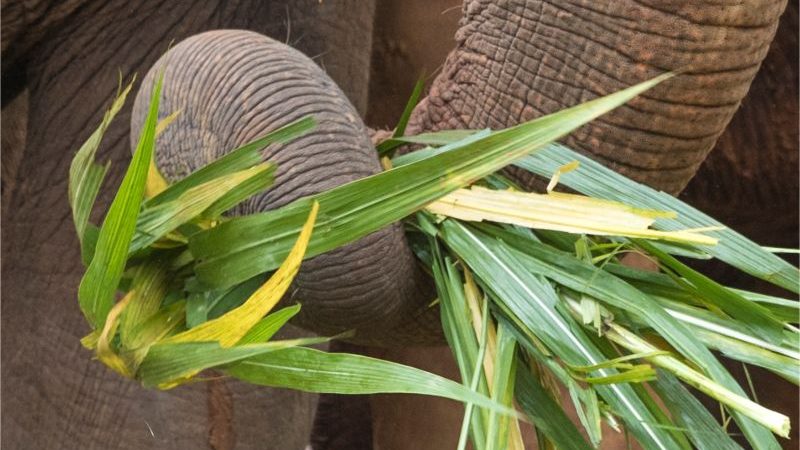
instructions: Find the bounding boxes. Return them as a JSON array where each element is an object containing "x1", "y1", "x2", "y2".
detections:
[{"x1": 131, "y1": 30, "x2": 440, "y2": 345}]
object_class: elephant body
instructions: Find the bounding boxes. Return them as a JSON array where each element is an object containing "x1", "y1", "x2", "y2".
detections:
[{"x1": 2, "y1": 0, "x2": 795, "y2": 449}]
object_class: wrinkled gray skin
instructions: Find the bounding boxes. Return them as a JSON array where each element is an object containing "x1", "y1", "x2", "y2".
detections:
[
  {"x1": 131, "y1": 31, "x2": 438, "y2": 346},
  {"x1": 3, "y1": 0, "x2": 790, "y2": 449}
]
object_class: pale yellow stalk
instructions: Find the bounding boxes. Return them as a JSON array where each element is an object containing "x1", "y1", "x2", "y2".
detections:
[
  {"x1": 96, "y1": 291, "x2": 135, "y2": 377},
  {"x1": 463, "y1": 270, "x2": 525, "y2": 450},
  {"x1": 426, "y1": 186, "x2": 718, "y2": 245}
]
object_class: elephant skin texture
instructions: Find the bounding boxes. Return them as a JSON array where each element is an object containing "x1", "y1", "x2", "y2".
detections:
[{"x1": 131, "y1": 30, "x2": 439, "y2": 345}]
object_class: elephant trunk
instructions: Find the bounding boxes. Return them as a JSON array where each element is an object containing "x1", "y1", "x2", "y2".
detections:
[
  {"x1": 131, "y1": 30, "x2": 440, "y2": 345},
  {"x1": 408, "y1": 0, "x2": 787, "y2": 195}
]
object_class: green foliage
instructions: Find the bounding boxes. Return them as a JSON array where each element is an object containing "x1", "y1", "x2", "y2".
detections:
[
  {"x1": 77, "y1": 75, "x2": 161, "y2": 328},
  {"x1": 518, "y1": 145, "x2": 799, "y2": 293},
  {"x1": 225, "y1": 346, "x2": 519, "y2": 417},
  {"x1": 190, "y1": 73, "x2": 672, "y2": 290},
  {"x1": 68, "y1": 72, "x2": 796, "y2": 450}
]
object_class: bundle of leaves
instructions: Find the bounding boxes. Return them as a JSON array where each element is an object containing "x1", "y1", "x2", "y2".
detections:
[{"x1": 70, "y1": 74, "x2": 798, "y2": 450}]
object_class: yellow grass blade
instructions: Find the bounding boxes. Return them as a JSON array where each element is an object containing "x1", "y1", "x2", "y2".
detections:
[
  {"x1": 546, "y1": 160, "x2": 580, "y2": 193},
  {"x1": 162, "y1": 201, "x2": 319, "y2": 347},
  {"x1": 96, "y1": 291, "x2": 135, "y2": 377},
  {"x1": 145, "y1": 110, "x2": 181, "y2": 198},
  {"x1": 426, "y1": 187, "x2": 716, "y2": 245},
  {"x1": 464, "y1": 269, "x2": 497, "y2": 382}
]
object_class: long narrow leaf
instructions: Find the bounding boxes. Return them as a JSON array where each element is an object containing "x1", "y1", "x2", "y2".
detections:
[
  {"x1": 515, "y1": 365, "x2": 595, "y2": 450},
  {"x1": 225, "y1": 346, "x2": 521, "y2": 418},
  {"x1": 485, "y1": 322, "x2": 523, "y2": 450},
  {"x1": 376, "y1": 75, "x2": 426, "y2": 156},
  {"x1": 388, "y1": 129, "x2": 799, "y2": 292},
  {"x1": 433, "y1": 244, "x2": 489, "y2": 447},
  {"x1": 653, "y1": 372, "x2": 745, "y2": 450},
  {"x1": 601, "y1": 321, "x2": 789, "y2": 437},
  {"x1": 637, "y1": 239, "x2": 784, "y2": 345},
  {"x1": 426, "y1": 186, "x2": 716, "y2": 245},
  {"x1": 146, "y1": 116, "x2": 314, "y2": 207},
  {"x1": 163, "y1": 202, "x2": 317, "y2": 347},
  {"x1": 68, "y1": 80, "x2": 134, "y2": 262},
  {"x1": 77, "y1": 75, "x2": 162, "y2": 328},
  {"x1": 119, "y1": 260, "x2": 168, "y2": 347},
  {"x1": 516, "y1": 144, "x2": 799, "y2": 293},
  {"x1": 477, "y1": 224, "x2": 783, "y2": 448},
  {"x1": 191, "y1": 74, "x2": 673, "y2": 289},
  {"x1": 237, "y1": 304, "x2": 302, "y2": 345},
  {"x1": 130, "y1": 163, "x2": 275, "y2": 253},
  {"x1": 138, "y1": 337, "x2": 329, "y2": 388},
  {"x1": 438, "y1": 219, "x2": 682, "y2": 450}
]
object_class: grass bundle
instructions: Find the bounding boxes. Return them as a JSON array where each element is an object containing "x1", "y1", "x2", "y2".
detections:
[{"x1": 69, "y1": 73, "x2": 798, "y2": 450}]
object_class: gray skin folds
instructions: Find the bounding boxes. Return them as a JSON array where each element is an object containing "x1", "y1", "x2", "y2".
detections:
[
  {"x1": 131, "y1": 30, "x2": 440, "y2": 346},
  {"x1": 408, "y1": 0, "x2": 787, "y2": 195}
]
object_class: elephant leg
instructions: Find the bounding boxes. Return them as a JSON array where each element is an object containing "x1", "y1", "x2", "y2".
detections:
[{"x1": 3, "y1": 1, "x2": 378, "y2": 448}]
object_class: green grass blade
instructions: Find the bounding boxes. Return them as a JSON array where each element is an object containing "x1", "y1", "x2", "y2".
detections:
[
  {"x1": 653, "y1": 372, "x2": 745, "y2": 450},
  {"x1": 121, "y1": 299, "x2": 186, "y2": 367},
  {"x1": 732, "y1": 289, "x2": 799, "y2": 323},
  {"x1": 225, "y1": 346, "x2": 521, "y2": 418},
  {"x1": 485, "y1": 322, "x2": 519, "y2": 450},
  {"x1": 68, "y1": 80, "x2": 134, "y2": 263},
  {"x1": 206, "y1": 275, "x2": 265, "y2": 320},
  {"x1": 200, "y1": 164, "x2": 275, "y2": 219},
  {"x1": 515, "y1": 366, "x2": 595, "y2": 450},
  {"x1": 693, "y1": 330, "x2": 799, "y2": 385},
  {"x1": 578, "y1": 268, "x2": 799, "y2": 380},
  {"x1": 392, "y1": 75, "x2": 425, "y2": 139},
  {"x1": 438, "y1": 219, "x2": 682, "y2": 450},
  {"x1": 119, "y1": 260, "x2": 168, "y2": 347},
  {"x1": 191, "y1": 74, "x2": 672, "y2": 289},
  {"x1": 652, "y1": 299, "x2": 798, "y2": 359},
  {"x1": 478, "y1": 225, "x2": 782, "y2": 448},
  {"x1": 432, "y1": 244, "x2": 489, "y2": 447},
  {"x1": 186, "y1": 274, "x2": 267, "y2": 329},
  {"x1": 391, "y1": 130, "x2": 493, "y2": 168},
  {"x1": 459, "y1": 288, "x2": 491, "y2": 450},
  {"x1": 145, "y1": 116, "x2": 314, "y2": 207},
  {"x1": 137, "y1": 337, "x2": 328, "y2": 388},
  {"x1": 636, "y1": 240, "x2": 784, "y2": 345},
  {"x1": 77, "y1": 75, "x2": 162, "y2": 328},
  {"x1": 130, "y1": 163, "x2": 275, "y2": 253},
  {"x1": 515, "y1": 144, "x2": 799, "y2": 293},
  {"x1": 237, "y1": 304, "x2": 301, "y2": 345},
  {"x1": 376, "y1": 75, "x2": 426, "y2": 156},
  {"x1": 604, "y1": 262, "x2": 800, "y2": 323},
  {"x1": 599, "y1": 321, "x2": 789, "y2": 438},
  {"x1": 388, "y1": 127, "x2": 798, "y2": 293},
  {"x1": 392, "y1": 129, "x2": 485, "y2": 148}
]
